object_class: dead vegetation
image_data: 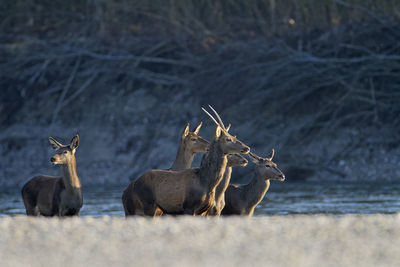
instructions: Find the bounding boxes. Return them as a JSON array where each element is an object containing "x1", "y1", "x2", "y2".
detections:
[{"x1": 0, "y1": 0, "x2": 399, "y2": 184}]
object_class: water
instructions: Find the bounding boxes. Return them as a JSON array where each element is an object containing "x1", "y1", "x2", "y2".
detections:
[
  {"x1": 256, "y1": 181, "x2": 400, "y2": 215},
  {"x1": 1, "y1": 182, "x2": 399, "y2": 217}
]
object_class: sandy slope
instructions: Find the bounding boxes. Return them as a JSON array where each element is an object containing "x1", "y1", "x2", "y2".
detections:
[{"x1": 1, "y1": 215, "x2": 399, "y2": 267}]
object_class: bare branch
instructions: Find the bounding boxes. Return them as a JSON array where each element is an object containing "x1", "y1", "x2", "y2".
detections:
[
  {"x1": 334, "y1": 0, "x2": 386, "y2": 25},
  {"x1": 51, "y1": 57, "x2": 81, "y2": 124}
]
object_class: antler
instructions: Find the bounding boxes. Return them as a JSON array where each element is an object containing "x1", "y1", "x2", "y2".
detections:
[
  {"x1": 249, "y1": 149, "x2": 274, "y2": 162},
  {"x1": 201, "y1": 107, "x2": 219, "y2": 126},
  {"x1": 208, "y1": 105, "x2": 226, "y2": 130},
  {"x1": 248, "y1": 152, "x2": 262, "y2": 161},
  {"x1": 267, "y1": 149, "x2": 275, "y2": 161}
]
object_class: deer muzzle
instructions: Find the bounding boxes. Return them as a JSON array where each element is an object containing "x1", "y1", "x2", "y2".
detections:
[{"x1": 241, "y1": 146, "x2": 250, "y2": 154}]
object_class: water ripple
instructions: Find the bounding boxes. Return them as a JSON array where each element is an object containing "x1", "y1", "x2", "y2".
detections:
[{"x1": 1, "y1": 182, "x2": 399, "y2": 216}]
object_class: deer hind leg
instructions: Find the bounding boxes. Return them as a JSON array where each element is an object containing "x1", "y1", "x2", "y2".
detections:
[
  {"x1": 123, "y1": 203, "x2": 131, "y2": 217},
  {"x1": 22, "y1": 198, "x2": 35, "y2": 215},
  {"x1": 21, "y1": 189, "x2": 39, "y2": 216},
  {"x1": 123, "y1": 190, "x2": 155, "y2": 216},
  {"x1": 185, "y1": 191, "x2": 214, "y2": 216},
  {"x1": 126, "y1": 192, "x2": 144, "y2": 216},
  {"x1": 154, "y1": 207, "x2": 163, "y2": 216},
  {"x1": 122, "y1": 191, "x2": 137, "y2": 216},
  {"x1": 130, "y1": 196, "x2": 157, "y2": 216},
  {"x1": 182, "y1": 199, "x2": 196, "y2": 215},
  {"x1": 142, "y1": 204, "x2": 159, "y2": 216},
  {"x1": 24, "y1": 201, "x2": 39, "y2": 216},
  {"x1": 138, "y1": 192, "x2": 158, "y2": 216},
  {"x1": 132, "y1": 180, "x2": 159, "y2": 217}
]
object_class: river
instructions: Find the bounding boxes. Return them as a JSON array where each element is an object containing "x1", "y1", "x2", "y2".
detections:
[{"x1": 1, "y1": 181, "x2": 399, "y2": 217}]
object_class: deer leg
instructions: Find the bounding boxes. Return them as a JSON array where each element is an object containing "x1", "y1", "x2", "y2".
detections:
[
  {"x1": 129, "y1": 193, "x2": 145, "y2": 216},
  {"x1": 26, "y1": 205, "x2": 39, "y2": 216},
  {"x1": 143, "y1": 204, "x2": 158, "y2": 216},
  {"x1": 123, "y1": 193, "x2": 138, "y2": 216},
  {"x1": 154, "y1": 207, "x2": 163, "y2": 216},
  {"x1": 133, "y1": 179, "x2": 157, "y2": 216},
  {"x1": 23, "y1": 201, "x2": 37, "y2": 216},
  {"x1": 182, "y1": 200, "x2": 195, "y2": 215},
  {"x1": 127, "y1": 189, "x2": 156, "y2": 216},
  {"x1": 182, "y1": 188, "x2": 200, "y2": 216},
  {"x1": 207, "y1": 206, "x2": 217, "y2": 216},
  {"x1": 182, "y1": 207, "x2": 195, "y2": 215},
  {"x1": 21, "y1": 191, "x2": 38, "y2": 216}
]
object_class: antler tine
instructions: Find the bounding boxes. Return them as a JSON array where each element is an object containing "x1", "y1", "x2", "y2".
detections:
[
  {"x1": 267, "y1": 149, "x2": 275, "y2": 161},
  {"x1": 208, "y1": 105, "x2": 226, "y2": 130},
  {"x1": 201, "y1": 107, "x2": 219, "y2": 126}
]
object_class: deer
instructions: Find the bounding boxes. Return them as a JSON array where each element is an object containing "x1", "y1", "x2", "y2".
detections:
[
  {"x1": 170, "y1": 122, "x2": 210, "y2": 171},
  {"x1": 221, "y1": 150, "x2": 285, "y2": 216},
  {"x1": 207, "y1": 153, "x2": 248, "y2": 216},
  {"x1": 21, "y1": 135, "x2": 83, "y2": 216},
  {"x1": 122, "y1": 105, "x2": 250, "y2": 216},
  {"x1": 123, "y1": 122, "x2": 210, "y2": 216}
]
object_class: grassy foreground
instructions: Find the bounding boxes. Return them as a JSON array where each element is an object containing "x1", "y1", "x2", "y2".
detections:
[{"x1": 1, "y1": 214, "x2": 399, "y2": 267}]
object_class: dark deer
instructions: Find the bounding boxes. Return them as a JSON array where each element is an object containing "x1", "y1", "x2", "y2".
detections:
[
  {"x1": 123, "y1": 122, "x2": 209, "y2": 216},
  {"x1": 21, "y1": 135, "x2": 83, "y2": 216},
  {"x1": 123, "y1": 106, "x2": 250, "y2": 216},
  {"x1": 221, "y1": 150, "x2": 285, "y2": 216},
  {"x1": 207, "y1": 153, "x2": 248, "y2": 216}
]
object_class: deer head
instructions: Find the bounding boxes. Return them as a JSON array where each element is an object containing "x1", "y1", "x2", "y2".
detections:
[
  {"x1": 49, "y1": 135, "x2": 79, "y2": 165},
  {"x1": 202, "y1": 105, "x2": 250, "y2": 155},
  {"x1": 181, "y1": 122, "x2": 210, "y2": 153},
  {"x1": 248, "y1": 150, "x2": 285, "y2": 181},
  {"x1": 227, "y1": 154, "x2": 248, "y2": 167}
]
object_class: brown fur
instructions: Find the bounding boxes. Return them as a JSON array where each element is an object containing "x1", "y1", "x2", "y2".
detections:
[
  {"x1": 170, "y1": 122, "x2": 210, "y2": 170},
  {"x1": 221, "y1": 150, "x2": 285, "y2": 216},
  {"x1": 207, "y1": 154, "x2": 248, "y2": 216},
  {"x1": 21, "y1": 135, "x2": 83, "y2": 216},
  {"x1": 122, "y1": 122, "x2": 210, "y2": 216},
  {"x1": 123, "y1": 125, "x2": 249, "y2": 216}
]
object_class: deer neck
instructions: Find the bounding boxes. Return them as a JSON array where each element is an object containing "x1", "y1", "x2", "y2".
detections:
[
  {"x1": 199, "y1": 141, "x2": 227, "y2": 192},
  {"x1": 60, "y1": 157, "x2": 81, "y2": 190},
  {"x1": 171, "y1": 142, "x2": 194, "y2": 170},
  {"x1": 242, "y1": 169, "x2": 270, "y2": 209},
  {"x1": 215, "y1": 166, "x2": 232, "y2": 201}
]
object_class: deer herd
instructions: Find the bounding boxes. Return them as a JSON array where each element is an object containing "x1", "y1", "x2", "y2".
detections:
[{"x1": 21, "y1": 106, "x2": 285, "y2": 217}]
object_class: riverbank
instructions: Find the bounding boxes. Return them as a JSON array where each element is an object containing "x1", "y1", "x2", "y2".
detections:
[
  {"x1": 1, "y1": 215, "x2": 399, "y2": 267},
  {"x1": 2, "y1": 2, "x2": 399, "y2": 186}
]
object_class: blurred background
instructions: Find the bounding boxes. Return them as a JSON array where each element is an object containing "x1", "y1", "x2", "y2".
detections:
[{"x1": 1, "y1": 0, "x2": 399, "y2": 187}]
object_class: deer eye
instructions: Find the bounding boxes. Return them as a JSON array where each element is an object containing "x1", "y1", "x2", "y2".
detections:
[
  {"x1": 63, "y1": 151, "x2": 68, "y2": 154},
  {"x1": 265, "y1": 165, "x2": 271, "y2": 168},
  {"x1": 191, "y1": 138, "x2": 197, "y2": 141},
  {"x1": 226, "y1": 138, "x2": 232, "y2": 142}
]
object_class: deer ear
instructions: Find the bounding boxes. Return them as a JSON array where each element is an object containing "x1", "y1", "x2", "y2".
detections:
[
  {"x1": 49, "y1": 137, "x2": 62, "y2": 150},
  {"x1": 70, "y1": 135, "x2": 79, "y2": 151},
  {"x1": 193, "y1": 122, "x2": 202, "y2": 135},
  {"x1": 182, "y1": 123, "x2": 190, "y2": 139},
  {"x1": 215, "y1": 125, "x2": 222, "y2": 139}
]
